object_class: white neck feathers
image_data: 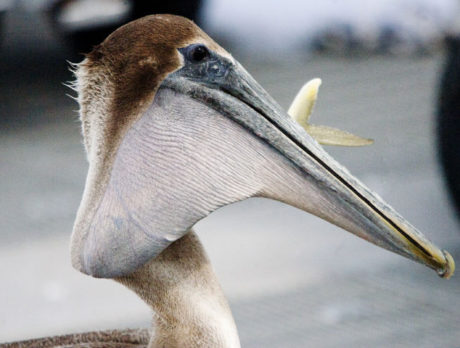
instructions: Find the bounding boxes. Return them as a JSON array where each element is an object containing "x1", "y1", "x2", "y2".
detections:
[{"x1": 116, "y1": 231, "x2": 241, "y2": 348}]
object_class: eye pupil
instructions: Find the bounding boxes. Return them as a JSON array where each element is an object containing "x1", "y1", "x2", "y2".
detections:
[{"x1": 191, "y1": 45, "x2": 209, "y2": 62}]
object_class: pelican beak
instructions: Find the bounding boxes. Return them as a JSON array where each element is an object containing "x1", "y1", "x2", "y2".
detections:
[{"x1": 163, "y1": 55, "x2": 455, "y2": 279}]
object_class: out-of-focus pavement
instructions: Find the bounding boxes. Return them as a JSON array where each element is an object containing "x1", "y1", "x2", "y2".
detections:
[{"x1": 1, "y1": 10, "x2": 460, "y2": 348}]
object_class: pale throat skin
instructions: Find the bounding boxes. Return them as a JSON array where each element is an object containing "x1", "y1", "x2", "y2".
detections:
[{"x1": 71, "y1": 14, "x2": 454, "y2": 348}]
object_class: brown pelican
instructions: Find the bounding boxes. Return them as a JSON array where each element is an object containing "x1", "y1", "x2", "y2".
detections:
[{"x1": 1, "y1": 14, "x2": 454, "y2": 348}]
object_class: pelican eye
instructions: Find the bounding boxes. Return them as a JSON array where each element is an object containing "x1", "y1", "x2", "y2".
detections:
[{"x1": 188, "y1": 44, "x2": 210, "y2": 63}]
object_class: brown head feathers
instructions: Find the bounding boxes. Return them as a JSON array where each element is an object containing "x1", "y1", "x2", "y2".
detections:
[{"x1": 82, "y1": 14, "x2": 225, "y2": 140}]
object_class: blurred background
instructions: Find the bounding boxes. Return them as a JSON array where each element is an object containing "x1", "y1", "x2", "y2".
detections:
[{"x1": 1, "y1": 0, "x2": 460, "y2": 346}]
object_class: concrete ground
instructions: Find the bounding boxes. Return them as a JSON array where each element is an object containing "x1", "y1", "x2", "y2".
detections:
[{"x1": 1, "y1": 9, "x2": 460, "y2": 347}]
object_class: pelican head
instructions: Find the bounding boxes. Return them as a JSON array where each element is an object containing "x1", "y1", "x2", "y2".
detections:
[{"x1": 71, "y1": 15, "x2": 454, "y2": 279}]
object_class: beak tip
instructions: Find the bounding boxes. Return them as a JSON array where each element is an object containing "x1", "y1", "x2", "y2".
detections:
[{"x1": 437, "y1": 250, "x2": 455, "y2": 279}]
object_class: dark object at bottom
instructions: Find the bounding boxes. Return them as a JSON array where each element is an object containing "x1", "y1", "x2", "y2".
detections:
[
  {"x1": 438, "y1": 36, "x2": 460, "y2": 220},
  {"x1": 0, "y1": 328, "x2": 150, "y2": 348}
]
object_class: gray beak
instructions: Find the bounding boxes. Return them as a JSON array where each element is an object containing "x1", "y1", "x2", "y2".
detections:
[{"x1": 164, "y1": 57, "x2": 455, "y2": 279}]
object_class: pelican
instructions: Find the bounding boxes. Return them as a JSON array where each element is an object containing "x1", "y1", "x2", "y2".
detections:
[{"x1": 2, "y1": 14, "x2": 454, "y2": 348}]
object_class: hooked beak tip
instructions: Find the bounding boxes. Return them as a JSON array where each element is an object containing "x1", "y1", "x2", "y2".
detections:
[{"x1": 438, "y1": 250, "x2": 455, "y2": 279}]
